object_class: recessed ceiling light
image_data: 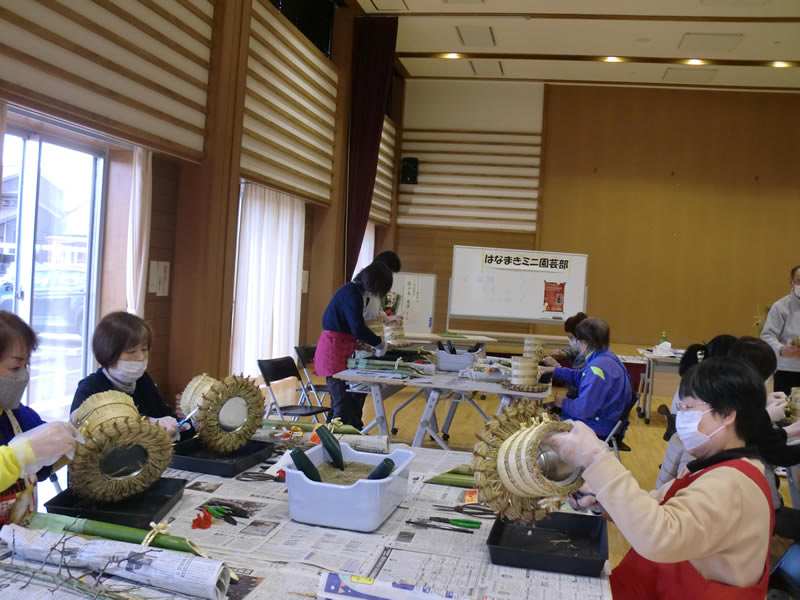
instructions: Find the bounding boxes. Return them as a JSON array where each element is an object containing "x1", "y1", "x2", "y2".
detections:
[
  {"x1": 772, "y1": 61, "x2": 791, "y2": 67},
  {"x1": 686, "y1": 58, "x2": 706, "y2": 65},
  {"x1": 442, "y1": 53, "x2": 462, "y2": 59},
  {"x1": 603, "y1": 56, "x2": 623, "y2": 63}
]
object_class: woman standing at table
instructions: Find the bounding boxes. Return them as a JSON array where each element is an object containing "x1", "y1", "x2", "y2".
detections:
[
  {"x1": 549, "y1": 357, "x2": 772, "y2": 599},
  {"x1": 761, "y1": 264, "x2": 800, "y2": 395},
  {"x1": 539, "y1": 317, "x2": 631, "y2": 438},
  {"x1": 314, "y1": 262, "x2": 393, "y2": 428}
]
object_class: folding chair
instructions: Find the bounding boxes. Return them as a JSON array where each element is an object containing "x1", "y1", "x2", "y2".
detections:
[
  {"x1": 603, "y1": 391, "x2": 639, "y2": 460},
  {"x1": 257, "y1": 357, "x2": 330, "y2": 422},
  {"x1": 657, "y1": 403, "x2": 676, "y2": 441},
  {"x1": 294, "y1": 345, "x2": 329, "y2": 407}
]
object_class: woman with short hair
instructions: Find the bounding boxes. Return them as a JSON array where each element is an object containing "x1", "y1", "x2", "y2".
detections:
[
  {"x1": 540, "y1": 317, "x2": 632, "y2": 438},
  {"x1": 761, "y1": 264, "x2": 800, "y2": 395}
]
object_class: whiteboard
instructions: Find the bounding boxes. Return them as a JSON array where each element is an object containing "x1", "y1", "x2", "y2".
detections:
[
  {"x1": 449, "y1": 246, "x2": 588, "y2": 324},
  {"x1": 391, "y1": 272, "x2": 436, "y2": 332}
]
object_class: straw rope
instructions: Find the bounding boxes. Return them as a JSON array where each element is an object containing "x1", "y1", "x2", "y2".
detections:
[
  {"x1": 472, "y1": 400, "x2": 582, "y2": 523},
  {"x1": 141, "y1": 521, "x2": 170, "y2": 547},
  {"x1": 70, "y1": 391, "x2": 173, "y2": 502},
  {"x1": 181, "y1": 374, "x2": 265, "y2": 453}
]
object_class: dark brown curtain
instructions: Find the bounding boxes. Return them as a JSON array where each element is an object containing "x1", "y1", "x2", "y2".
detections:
[{"x1": 345, "y1": 16, "x2": 398, "y2": 279}]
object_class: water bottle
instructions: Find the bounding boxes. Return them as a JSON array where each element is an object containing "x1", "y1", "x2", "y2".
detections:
[{"x1": 659, "y1": 330, "x2": 667, "y2": 343}]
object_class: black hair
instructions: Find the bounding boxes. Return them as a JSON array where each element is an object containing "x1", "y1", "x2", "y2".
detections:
[
  {"x1": 373, "y1": 251, "x2": 401, "y2": 273},
  {"x1": 353, "y1": 262, "x2": 393, "y2": 298},
  {"x1": 564, "y1": 312, "x2": 588, "y2": 336},
  {"x1": 93, "y1": 311, "x2": 152, "y2": 367},
  {"x1": 575, "y1": 317, "x2": 610, "y2": 352},
  {"x1": 678, "y1": 334, "x2": 737, "y2": 376},
  {"x1": 792, "y1": 265, "x2": 800, "y2": 280},
  {"x1": 678, "y1": 356, "x2": 765, "y2": 443},
  {"x1": 728, "y1": 336, "x2": 777, "y2": 381},
  {"x1": 0, "y1": 311, "x2": 38, "y2": 358}
]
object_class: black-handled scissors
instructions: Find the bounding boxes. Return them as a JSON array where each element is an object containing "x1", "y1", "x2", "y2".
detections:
[
  {"x1": 432, "y1": 503, "x2": 495, "y2": 519},
  {"x1": 235, "y1": 471, "x2": 282, "y2": 482}
]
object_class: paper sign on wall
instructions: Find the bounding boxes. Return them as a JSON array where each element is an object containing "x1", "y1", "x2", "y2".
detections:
[
  {"x1": 148, "y1": 261, "x2": 170, "y2": 297},
  {"x1": 543, "y1": 281, "x2": 565, "y2": 313}
]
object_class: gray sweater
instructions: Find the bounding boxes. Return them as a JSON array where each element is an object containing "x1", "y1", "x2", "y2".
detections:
[{"x1": 761, "y1": 292, "x2": 800, "y2": 373}]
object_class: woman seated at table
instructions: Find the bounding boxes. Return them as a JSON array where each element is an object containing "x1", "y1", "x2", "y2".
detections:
[
  {"x1": 539, "y1": 317, "x2": 631, "y2": 438},
  {"x1": 71, "y1": 312, "x2": 188, "y2": 439},
  {"x1": 542, "y1": 311, "x2": 588, "y2": 398},
  {"x1": 549, "y1": 357, "x2": 773, "y2": 599}
]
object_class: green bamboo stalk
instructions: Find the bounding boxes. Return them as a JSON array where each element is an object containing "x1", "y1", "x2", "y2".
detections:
[
  {"x1": 423, "y1": 473, "x2": 475, "y2": 488},
  {"x1": 262, "y1": 420, "x2": 362, "y2": 434},
  {"x1": 29, "y1": 513, "x2": 202, "y2": 555}
]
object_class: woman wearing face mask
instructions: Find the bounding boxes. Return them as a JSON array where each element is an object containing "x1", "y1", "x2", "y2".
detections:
[
  {"x1": 71, "y1": 312, "x2": 188, "y2": 438},
  {"x1": 761, "y1": 264, "x2": 800, "y2": 395},
  {"x1": 539, "y1": 317, "x2": 632, "y2": 438},
  {"x1": 542, "y1": 312, "x2": 588, "y2": 399},
  {"x1": 549, "y1": 357, "x2": 773, "y2": 600},
  {"x1": 0, "y1": 311, "x2": 82, "y2": 525}
]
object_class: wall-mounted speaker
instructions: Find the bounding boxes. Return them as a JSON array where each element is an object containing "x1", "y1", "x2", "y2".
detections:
[{"x1": 401, "y1": 157, "x2": 418, "y2": 184}]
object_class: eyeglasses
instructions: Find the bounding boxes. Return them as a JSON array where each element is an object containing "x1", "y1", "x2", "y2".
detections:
[{"x1": 675, "y1": 400, "x2": 711, "y2": 412}]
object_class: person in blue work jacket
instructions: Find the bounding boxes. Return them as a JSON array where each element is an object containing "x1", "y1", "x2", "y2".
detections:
[{"x1": 540, "y1": 317, "x2": 632, "y2": 438}]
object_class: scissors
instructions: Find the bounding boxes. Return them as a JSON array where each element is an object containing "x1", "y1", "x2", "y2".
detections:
[
  {"x1": 428, "y1": 517, "x2": 481, "y2": 529},
  {"x1": 235, "y1": 470, "x2": 282, "y2": 482},
  {"x1": 432, "y1": 504, "x2": 495, "y2": 520},
  {"x1": 405, "y1": 519, "x2": 474, "y2": 534}
]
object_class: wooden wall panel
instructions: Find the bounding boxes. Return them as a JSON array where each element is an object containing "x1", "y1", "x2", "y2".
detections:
[
  {"x1": 144, "y1": 156, "x2": 179, "y2": 399},
  {"x1": 537, "y1": 85, "x2": 800, "y2": 348},
  {"x1": 369, "y1": 117, "x2": 396, "y2": 225},
  {"x1": 396, "y1": 226, "x2": 536, "y2": 334}
]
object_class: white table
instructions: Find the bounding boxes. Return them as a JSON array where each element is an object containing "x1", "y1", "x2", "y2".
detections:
[
  {"x1": 333, "y1": 369, "x2": 551, "y2": 450},
  {"x1": 635, "y1": 349, "x2": 682, "y2": 424},
  {"x1": 404, "y1": 332, "x2": 497, "y2": 349}
]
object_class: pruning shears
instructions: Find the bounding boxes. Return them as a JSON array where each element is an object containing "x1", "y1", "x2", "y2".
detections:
[
  {"x1": 428, "y1": 517, "x2": 481, "y2": 529},
  {"x1": 204, "y1": 505, "x2": 238, "y2": 525}
]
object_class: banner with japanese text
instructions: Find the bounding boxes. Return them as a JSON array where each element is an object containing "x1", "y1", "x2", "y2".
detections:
[{"x1": 482, "y1": 250, "x2": 570, "y2": 273}]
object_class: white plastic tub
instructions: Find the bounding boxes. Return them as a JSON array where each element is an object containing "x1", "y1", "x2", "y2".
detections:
[
  {"x1": 437, "y1": 349, "x2": 476, "y2": 371},
  {"x1": 283, "y1": 442, "x2": 415, "y2": 532}
]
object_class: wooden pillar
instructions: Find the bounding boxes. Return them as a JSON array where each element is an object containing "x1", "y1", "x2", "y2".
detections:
[{"x1": 167, "y1": 0, "x2": 250, "y2": 397}]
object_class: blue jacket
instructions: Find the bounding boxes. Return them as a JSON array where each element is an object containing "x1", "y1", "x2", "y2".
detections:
[
  {"x1": 555, "y1": 349, "x2": 632, "y2": 437},
  {"x1": 321, "y1": 282, "x2": 381, "y2": 347}
]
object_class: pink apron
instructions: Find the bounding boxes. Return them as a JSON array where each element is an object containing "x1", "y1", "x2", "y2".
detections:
[{"x1": 314, "y1": 330, "x2": 357, "y2": 377}]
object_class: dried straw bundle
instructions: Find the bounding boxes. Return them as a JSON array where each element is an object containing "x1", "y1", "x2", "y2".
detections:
[
  {"x1": 70, "y1": 392, "x2": 173, "y2": 502},
  {"x1": 473, "y1": 400, "x2": 582, "y2": 523}
]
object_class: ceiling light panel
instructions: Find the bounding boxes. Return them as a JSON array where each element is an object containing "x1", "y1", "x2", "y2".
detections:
[
  {"x1": 470, "y1": 60, "x2": 504, "y2": 76},
  {"x1": 663, "y1": 67, "x2": 719, "y2": 83},
  {"x1": 679, "y1": 33, "x2": 744, "y2": 53},
  {"x1": 456, "y1": 25, "x2": 495, "y2": 47},
  {"x1": 700, "y1": 0, "x2": 768, "y2": 5}
]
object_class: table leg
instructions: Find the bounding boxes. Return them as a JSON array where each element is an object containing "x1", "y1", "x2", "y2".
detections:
[
  {"x1": 412, "y1": 389, "x2": 449, "y2": 450},
  {"x1": 637, "y1": 359, "x2": 652, "y2": 424},
  {"x1": 496, "y1": 394, "x2": 512, "y2": 414},
  {"x1": 441, "y1": 396, "x2": 460, "y2": 440},
  {"x1": 645, "y1": 359, "x2": 654, "y2": 424},
  {"x1": 389, "y1": 389, "x2": 425, "y2": 435},
  {"x1": 466, "y1": 394, "x2": 490, "y2": 421},
  {"x1": 360, "y1": 383, "x2": 402, "y2": 436}
]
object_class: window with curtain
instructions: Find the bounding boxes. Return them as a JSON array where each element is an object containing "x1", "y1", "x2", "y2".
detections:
[
  {"x1": 353, "y1": 221, "x2": 375, "y2": 277},
  {"x1": 231, "y1": 182, "x2": 305, "y2": 376}
]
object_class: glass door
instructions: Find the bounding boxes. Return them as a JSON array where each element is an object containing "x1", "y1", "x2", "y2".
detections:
[{"x1": 1, "y1": 131, "x2": 103, "y2": 421}]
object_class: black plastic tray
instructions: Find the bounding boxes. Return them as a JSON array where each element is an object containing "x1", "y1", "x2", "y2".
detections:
[
  {"x1": 487, "y1": 512, "x2": 608, "y2": 577},
  {"x1": 45, "y1": 477, "x2": 187, "y2": 530},
  {"x1": 170, "y1": 438, "x2": 274, "y2": 477}
]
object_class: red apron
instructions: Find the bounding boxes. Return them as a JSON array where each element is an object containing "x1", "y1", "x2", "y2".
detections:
[
  {"x1": 314, "y1": 330, "x2": 357, "y2": 377},
  {"x1": 610, "y1": 459, "x2": 773, "y2": 600}
]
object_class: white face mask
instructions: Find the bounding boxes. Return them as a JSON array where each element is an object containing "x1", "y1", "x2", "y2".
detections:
[
  {"x1": 0, "y1": 367, "x2": 29, "y2": 409},
  {"x1": 676, "y1": 408, "x2": 725, "y2": 452},
  {"x1": 793, "y1": 284, "x2": 800, "y2": 299},
  {"x1": 568, "y1": 338, "x2": 580, "y2": 349},
  {"x1": 109, "y1": 359, "x2": 148, "y2": 385}
]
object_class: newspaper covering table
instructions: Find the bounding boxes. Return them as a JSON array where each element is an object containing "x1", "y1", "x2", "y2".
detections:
[{"x1": 1, "y1": 446, "x2": 612, "y2": 600}]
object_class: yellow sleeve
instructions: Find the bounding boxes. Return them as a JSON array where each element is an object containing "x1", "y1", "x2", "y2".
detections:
[{"x1": 0, "y1": 445, "x2": 22, "y2": 491}]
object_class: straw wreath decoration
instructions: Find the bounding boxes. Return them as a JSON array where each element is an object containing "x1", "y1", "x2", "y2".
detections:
[
  {"x1": 473, "y1": 400, "x2": 582, "y2": 523},
  {"x1": 181, "y1": 374, "x2": 265, "y2": 454},
  {"x1": 70, "y1": 391, "x2": 173, "y2": 502}
]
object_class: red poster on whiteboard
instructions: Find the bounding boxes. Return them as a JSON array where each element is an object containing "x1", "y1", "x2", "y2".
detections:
[{"x1": 543, "y1": 282, "x2": 565, "y2": 312}]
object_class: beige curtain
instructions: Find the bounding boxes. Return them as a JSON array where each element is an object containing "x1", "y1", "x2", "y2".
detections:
[
  {"x1": 126, "y1": 146, "x2": 152, "y2": 317},
  {"x1": 0, "y1": 101, "x2": 7, "y2": 199},
  {"x1": 231, "y1": 183, "x2": 305, "y2": 376}
]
